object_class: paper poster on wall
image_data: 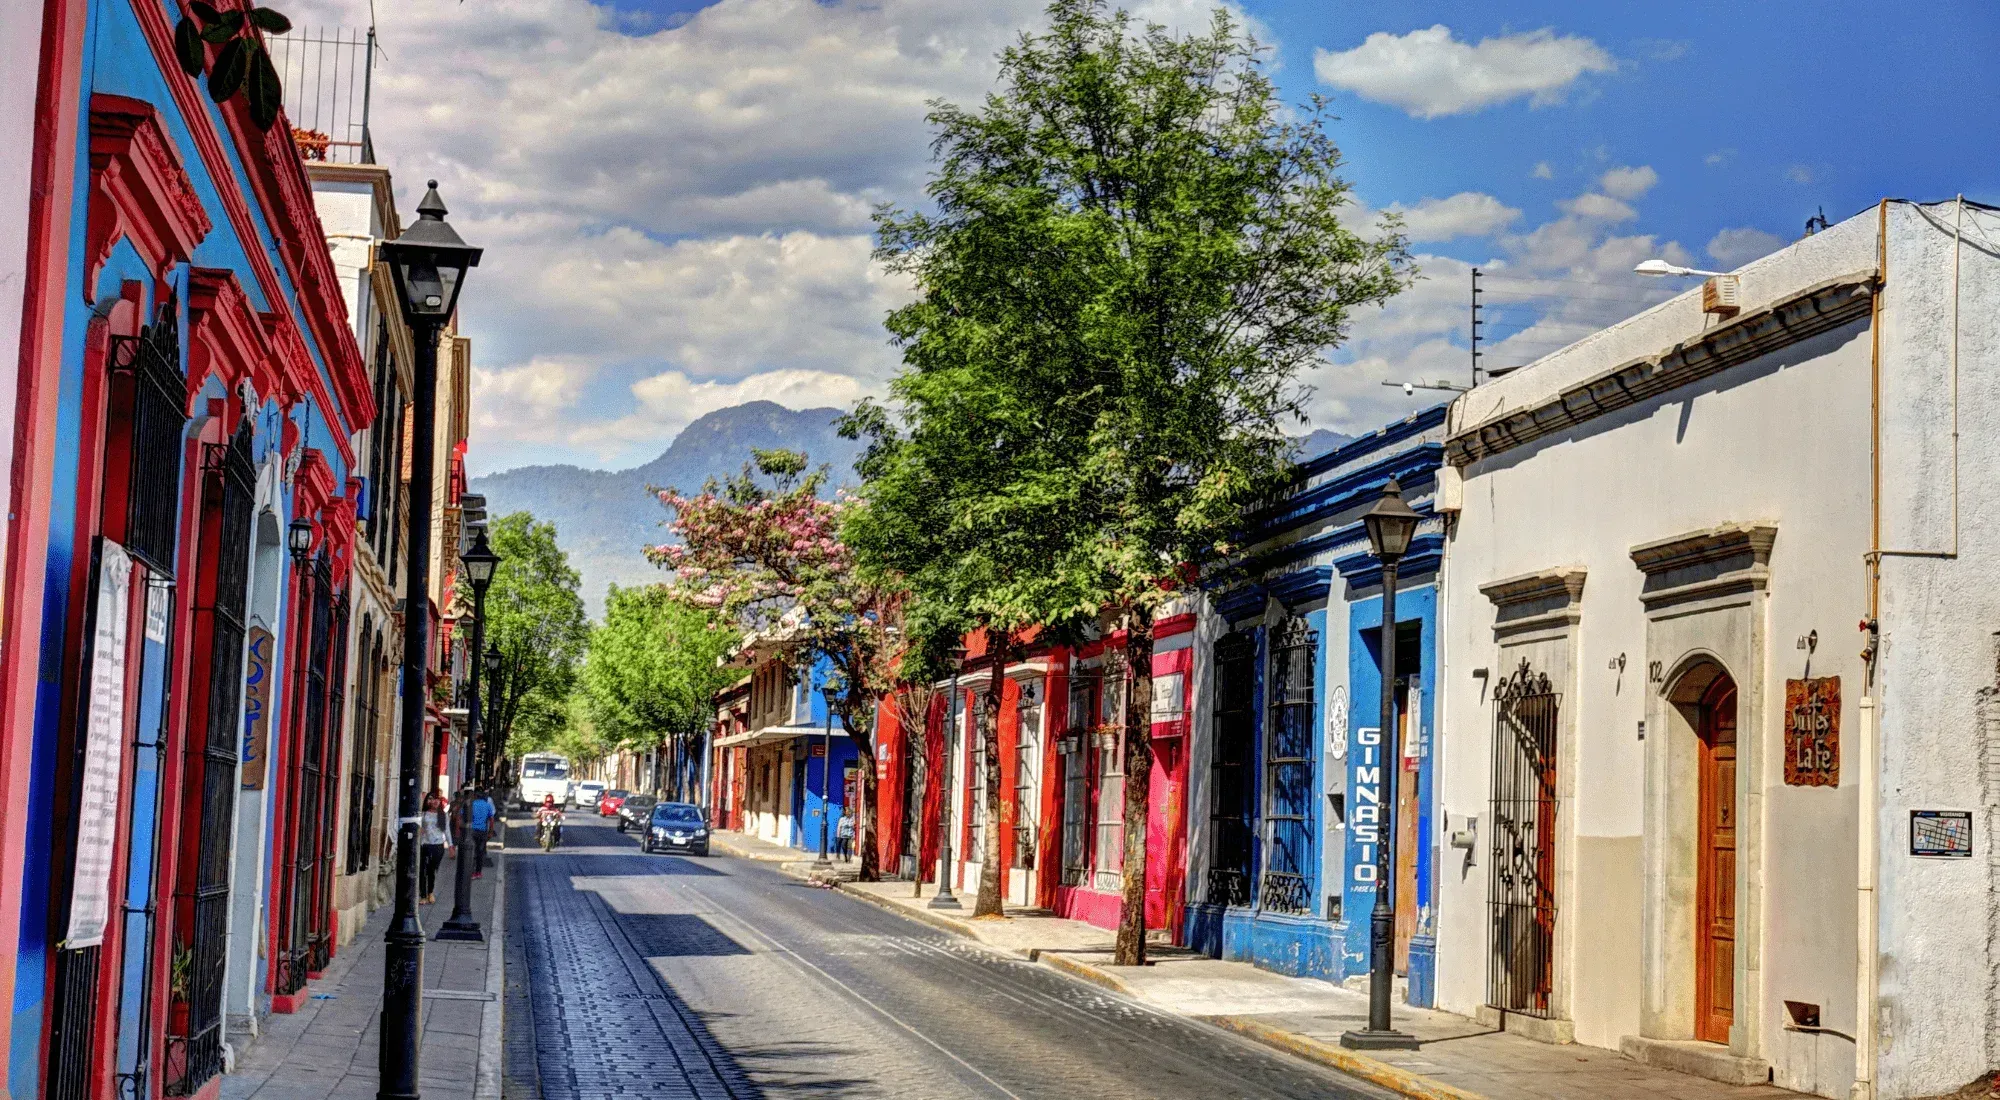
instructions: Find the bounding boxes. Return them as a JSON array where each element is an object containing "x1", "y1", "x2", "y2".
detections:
[
  {"x1": 66, "y1": 540, "x2": 134, "y2": 949},
  {"x1": 241, "y1": 626, "x2": 275, "y2": 789}
]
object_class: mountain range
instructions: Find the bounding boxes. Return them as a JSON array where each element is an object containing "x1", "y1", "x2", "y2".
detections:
[{"x1": 471, "y1": 402, "x2": 1350, "y2": 619}]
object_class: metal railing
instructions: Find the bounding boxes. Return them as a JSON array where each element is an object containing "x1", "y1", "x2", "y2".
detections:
[{"x1": 269, "y1": 26, "x2": 376, "y2": 164}]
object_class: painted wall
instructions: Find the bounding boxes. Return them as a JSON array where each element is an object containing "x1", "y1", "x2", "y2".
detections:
[{"x1": 1433, "y1": 207, "x2": 1939, "y2": 1097}]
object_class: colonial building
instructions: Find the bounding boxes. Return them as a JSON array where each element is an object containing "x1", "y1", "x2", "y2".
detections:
[
  {"x1": 1432, "y1": 199, "x2": 1999, "y2": 1099},
  {"x1": 711, "y1": 645, "x2": 857, "y2": 853},
  {"x1": 1186, "y1": 409, "x2": 1448, "y2": 999}
]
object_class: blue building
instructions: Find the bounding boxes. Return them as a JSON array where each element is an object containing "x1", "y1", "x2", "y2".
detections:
[
  {"x1": 712, "y1": 643, "x2": 858, "y2": 857},
  {"x1": 1186, "y1": 406, "x2": 1447, "y2": 1004}
]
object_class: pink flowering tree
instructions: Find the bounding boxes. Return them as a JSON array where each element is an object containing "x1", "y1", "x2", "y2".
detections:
[{"x1": 648, "y1": 448, "x2": 906, "y2": 881}]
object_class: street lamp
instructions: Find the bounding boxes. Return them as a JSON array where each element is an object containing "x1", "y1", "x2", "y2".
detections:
[
  {"x1": 376, "y1": 179, "x2": 481, "y2": 1100},
  {"x1": 814, "y1": 681, "x2": 841, "y2": 870},
  {"x1": 484, "y1": 644, "x2": 502, "y2": 800},
  {"x1": 438, "y1": 525, "x2": 500, "y2": 942},
  {"x1": 287, "y1": 516, "x2": 314, "y2": 562},
  {"x1": 1634, "y1": 258, "x2": 1728, "y2": 279},
  {"x1": 928, "y1": 644, "x2": 968, "y2": 910},
  {"x1": 1343, "y1": 478, "x2": 1423, "y2": 1052}
]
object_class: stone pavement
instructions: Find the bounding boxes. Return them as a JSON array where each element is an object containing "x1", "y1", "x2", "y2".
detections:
[
  {"x1": 221, "y1": 844, "x2": 505, "y2": 1100},
  {"x1": 715, "y1": 828, "x2": 1802, "y2": 1100}
]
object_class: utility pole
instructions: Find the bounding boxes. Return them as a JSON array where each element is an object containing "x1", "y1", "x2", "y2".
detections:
[{"x1": 1470, "y1": 266, "x2": 1484, "y2": 389}]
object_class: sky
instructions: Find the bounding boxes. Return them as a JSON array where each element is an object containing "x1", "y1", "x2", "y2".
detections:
[{"x1": 279, "y1": 0, "x2": 2000, "y2": 476}]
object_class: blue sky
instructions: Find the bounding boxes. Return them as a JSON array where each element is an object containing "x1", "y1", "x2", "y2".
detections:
[{"x1": 303, "y1": 0, "x2": 1999, "y2": 474}]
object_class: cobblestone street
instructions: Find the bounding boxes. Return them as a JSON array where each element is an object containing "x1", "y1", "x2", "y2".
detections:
[{"x1": 503, "y1": 813, "x2": 1388, "y2": 1100}]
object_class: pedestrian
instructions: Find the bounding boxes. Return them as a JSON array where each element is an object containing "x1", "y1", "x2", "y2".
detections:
[
  {"x1": 449, "y1": 788, "x2": 469, "y2": 850},
  {"x1": 468, "y1": 786, "x2": 498, "y2": 877},
  {"x1": 419, "y1": 790, "x2": 452, "y2": 903},
  {"x1": 835, "y1": 809, "x2": 853, "y2": 862}
]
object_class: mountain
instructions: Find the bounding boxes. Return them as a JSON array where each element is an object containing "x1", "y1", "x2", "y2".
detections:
[
  {"x1": 471, "y1": 402, "x2": 866, "y2": 617},
  {"x1": 1296, "y1": 427, "x2": 1353, "y2": 460}
]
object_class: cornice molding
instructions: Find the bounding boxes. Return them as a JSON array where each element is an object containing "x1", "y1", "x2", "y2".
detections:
[
  {"x1": 1480, "y1": 567, "x2": 1587, "y2": 639},
  {"x1": 1447, "y1": 272, "x2": 1876, "y2": 468},
  {"x1": 188, "y1": 267, "x2": 279, "y2": 407},
  {"x1": 86, "y1": 94, "x2": 210, "y2": 301},
  {"x1": 1630, "y1": 523, "x2": 1777, "y2": 611}
]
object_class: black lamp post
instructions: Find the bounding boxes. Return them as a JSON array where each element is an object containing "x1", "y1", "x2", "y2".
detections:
[
  {"x1": 438, "y1": 526, "x2": 499, "y2": 942},
  {"x1": 928, "y1": 645, "x2": 968, "y2": 910},
  {"x1": 484, "y1": 643, "x2": 502, "y2": 798},
  {"x1": 376, "y1": 180, "x2": 481, "y2": 1100},
  {"x1": 814, "y1": 681, "x2": 840, "y2": 870},
  {"x1": 1343, "y1": 478, "x2": 1422, "y2": 1052}
]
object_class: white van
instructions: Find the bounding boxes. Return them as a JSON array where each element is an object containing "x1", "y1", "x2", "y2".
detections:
[
  {"x1": 575, "y1": 780, "x2": 607, "y2": 808},
  {"x1": 517, "y1": 753, "x2": 573, "y2": 810}
]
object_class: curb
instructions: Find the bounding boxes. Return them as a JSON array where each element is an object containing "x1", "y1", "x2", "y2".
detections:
[
  {"x1": 475, "y1": 854, "x2": 506, "y2": 1100},
  {"x1": 830, "y1": 881, "x2": 1020, "y2": 951},
  {"x1": 1028, "y1": 949, "x2": 1134, "y2": 996},
  {"x1": 1203, "y1": 1015, "x2": 1488, "y2": 1100},
  {"x1": 710, "y1": 834, "x2": 795, "y2": 863}
]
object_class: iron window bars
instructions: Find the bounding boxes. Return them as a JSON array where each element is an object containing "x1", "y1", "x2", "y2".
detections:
[
  {"x1": 1207, "y1": 631, "x2": 1256, "y2": 908},
  {"x1": 1260, "y1": 616, "x2": 1316, "y2": 916},
  {"x1": 1487, "y1": 659, "x2": 1560, "y2": 1019}
]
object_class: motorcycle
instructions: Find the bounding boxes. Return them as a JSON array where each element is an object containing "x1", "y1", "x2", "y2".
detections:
[{"x1": 537, "y1": 812, "x2": 563, "y2": 851}]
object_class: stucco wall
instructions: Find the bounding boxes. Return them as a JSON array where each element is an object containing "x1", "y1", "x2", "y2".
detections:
[{"x1": 1436, "y1": 211, "x2": 1883, "y2": 1096}]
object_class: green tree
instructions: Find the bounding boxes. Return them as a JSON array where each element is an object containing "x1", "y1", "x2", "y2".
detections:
[
  {"x1": 486, "y1": 511, "x2": 591, "y2": 779},
  {"x1": 580, "y1": 584, "x2": 740, "y2": 800},
  {"x1": 850, "y1": 0, "x2": 1410, "y2": 957}
]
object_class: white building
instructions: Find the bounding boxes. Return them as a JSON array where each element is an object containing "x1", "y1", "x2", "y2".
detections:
[{"x1": 1432, "y1": 199, "x2": 1999, "y2": 1099}]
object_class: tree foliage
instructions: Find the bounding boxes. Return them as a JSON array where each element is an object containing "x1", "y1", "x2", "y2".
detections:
[
  {"x1": 486, "y1": 511, "x2": 591, "y2": 771},
  {"x1": 649, "y1": 449, "x2": 908, "y2": 880},
  {"x1": 846, "y1": 0, "x2": 1409, "y2": 952},
  {"x1": 580, "y1": 584, "x2": 740, "y2": 798}
]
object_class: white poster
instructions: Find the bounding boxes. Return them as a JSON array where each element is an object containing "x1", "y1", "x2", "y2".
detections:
[{"x1": 66, "y1": 539, "x2": 134, "y2": 949}]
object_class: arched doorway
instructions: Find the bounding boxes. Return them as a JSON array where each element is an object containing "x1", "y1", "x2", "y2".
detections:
[{"x1": 1694, "y1": 675, "x2": 1738, "y2": 1045}]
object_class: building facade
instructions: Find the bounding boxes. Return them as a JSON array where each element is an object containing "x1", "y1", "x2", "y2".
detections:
[{"x1": 1432, "y1": 199, "x2": 1999, "y2": 1099}]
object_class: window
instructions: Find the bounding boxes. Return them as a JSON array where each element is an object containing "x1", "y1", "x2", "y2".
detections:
[
  {"x1": 1261, "y1": 617, "x2": 1316, "y2": 915},
  {"x1": 1061, "y1": 673, "x2": 1091, "y2": 885},
  {"x1": 1013, "y1": 679, "x2": 1043, "y2": 869},
  {"x1": 1208, "y1": 633, "x2": 1256, "y2": 906},
  {"x1": 1095, "y1": 662, "x2": 1126, "y2": 891},
  {"x1": 967, "y1": 695, "x2": 986, "y2": 860}
]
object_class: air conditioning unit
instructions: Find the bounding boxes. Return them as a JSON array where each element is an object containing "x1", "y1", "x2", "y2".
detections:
[{"x1": 1703, "y1": 275, "x2": 1741, "y2": 317}]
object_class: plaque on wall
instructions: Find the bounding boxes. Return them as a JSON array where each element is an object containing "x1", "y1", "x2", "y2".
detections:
[
  {"x1": 1783, "y1": 675, "x2": 1839, "y2": 787},
  {"x1": 242, "y1": 626, "x2": 275, "y2": 789},
  {"x1": 1911, "y1": 810, "x2": 1973, "y2": 858}
]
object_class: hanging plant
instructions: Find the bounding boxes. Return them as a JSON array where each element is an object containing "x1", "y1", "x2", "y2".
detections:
[{"x1": 174, "y1": 2, "x2": 292, "y2": 131}]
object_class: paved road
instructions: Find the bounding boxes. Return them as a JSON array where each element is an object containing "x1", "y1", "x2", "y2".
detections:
[{"x1": 504, "y1": 810, "x2": 1386, "y2": 1100}]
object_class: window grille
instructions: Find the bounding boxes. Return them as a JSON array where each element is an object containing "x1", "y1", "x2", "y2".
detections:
[
  {"x1": 1207, "y1": 632, "x2": 1256, "y2": 907},
  {"x1": 1487, "y1": 659, "x2": 1560, "y2": 1018},
  {"x1": 1013, "y1": 680, "x2": 1042, "y2": 869},
  {"x1": 1094, "y1": 662, "x2": 1126, "y2": 892},
  {"x1": 1260, "y1": 617, "x2": 1316, "y2": 915},
  {"x1": 967, "y1": 696, "x2": 987, "y2": 860},
  {"x1": 1061, "y1": 675, "x2": 1091, "y2": 886}
]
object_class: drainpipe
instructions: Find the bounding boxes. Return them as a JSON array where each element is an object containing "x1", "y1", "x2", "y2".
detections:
[{"x1": 1852, "y1": 198, "x2": 1888, "y2": 1100}]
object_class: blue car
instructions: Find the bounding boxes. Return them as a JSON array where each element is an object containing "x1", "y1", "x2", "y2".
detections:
[{"x1": 643, "y1": 802, "x2": 711, "y2": 856}]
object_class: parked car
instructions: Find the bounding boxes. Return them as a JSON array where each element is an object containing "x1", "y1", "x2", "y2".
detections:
[
  {"x1": 615, "y1": 794, "x2": 656, "y2": 833},
  {"x1": 575, "y1": 781, "x2": 607, "y2": 809},
  {"x1": 598, "y1": 789, "x2": 629, "y2": 817},
  {"x1": 642, "y1": 802, "x2": 710, "y2": 856}
]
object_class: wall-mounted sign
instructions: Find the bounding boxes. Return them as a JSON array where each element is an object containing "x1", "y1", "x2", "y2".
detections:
[
  {"x1": 1911, "y1": 810, "x2": 1972, "y2": 858},
  {"x1": 241, "y1": 626, "x2": 275, "y2": 789},
  {"x1": 1349, "y1": 726, "x2": 1382, "y2": 887},
  {"x1": 1783, "y1": 676, "x2": 1840, "y2": 787},
  {"x1": 68, "y1": 540, "x2": 134, "y2": 949}
]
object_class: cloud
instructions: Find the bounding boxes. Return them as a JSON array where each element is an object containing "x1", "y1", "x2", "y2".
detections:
[
  {"x1": 1531, "y1": 161, "x2": 1555, "y2": 180},
  {"x1": 1598, "y1": 165, "x2": 1658, "y2": 200},
  {"x1": 1706, "y1": 227, "x2": 1785, "y2": 269},
  {"x1": 1786, "y1": 164, "x2": 1817, "y2": 184},
  {"x1": 1386, "y1": 192, "x2": 1522, "y2": 241},
  {"x1": 1313, "y1": 25, "x2": 1615, "y2": 119},
  {"x1": 1556, "y1": 192, "x2": 1638, "y2": 223},
  {"x1": 1705, "y1": 149, "x2": 1734, "y2": 167}
]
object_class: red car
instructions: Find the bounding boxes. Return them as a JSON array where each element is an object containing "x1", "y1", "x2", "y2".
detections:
[{"x1": 598, "y1": 790, "x2": 629, "y2": 817}]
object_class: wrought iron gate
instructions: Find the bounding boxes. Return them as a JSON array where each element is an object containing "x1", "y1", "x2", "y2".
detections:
[
  {"x1": 1259, "y1": 617, "x2": 1315, "y2": 915},
  {"x1": 1487, "y1": 659, "x2": 1560, "y2": 1018},
  {"x1": 274, "y1": 556, "x2": 334, "y2": 997},
  {"x1": 310, "y1": 594, "x2": 349, "y2": 972},
  {"x1": 166, "y1": 423, "x2": 255, "y2": 1094},
  {"x1": 1206, "y1": 632, "x2": 1255, "y2": 907}
]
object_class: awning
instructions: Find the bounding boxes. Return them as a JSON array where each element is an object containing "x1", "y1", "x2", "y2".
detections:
[{"x1": 712, "y1": 722, "x2": 848, "y2": 749}]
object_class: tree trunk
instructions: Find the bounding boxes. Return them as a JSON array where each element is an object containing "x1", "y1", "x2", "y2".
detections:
[
  {"x1": 973, "y1": 634, "x2": 1011, "y2": 917},
  {"x1": 1114, "y1": 607, "x2": 1155, "y2": 966},
  {"x1": 844, "y1": 704, "x2": 883, "y2": 882}
]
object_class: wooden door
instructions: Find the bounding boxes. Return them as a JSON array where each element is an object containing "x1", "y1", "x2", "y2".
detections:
[
  {"x1": 1695, "y1": 678, "x2": 1738, "y2": 1045},
  {"x1": 1394, "y1": 683, "x2": 1419, "y2": 972}
]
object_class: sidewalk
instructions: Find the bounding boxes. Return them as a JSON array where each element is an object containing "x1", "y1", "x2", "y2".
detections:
[
  {"x1": 714, "y1": 829, "x2": 1799, "y2": 1100},
  {"x1": 221, "y1": 845, "x2": 506, "y2": 1100}
]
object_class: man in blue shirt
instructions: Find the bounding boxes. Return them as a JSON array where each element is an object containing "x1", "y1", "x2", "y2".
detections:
[{"x1": 467, "y1": 788, "x2": 498, "y2": 877}]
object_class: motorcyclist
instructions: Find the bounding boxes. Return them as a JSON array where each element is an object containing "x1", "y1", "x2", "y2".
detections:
[{"x1": 536, "y1": 793, "x2": 564, "y2": 849}]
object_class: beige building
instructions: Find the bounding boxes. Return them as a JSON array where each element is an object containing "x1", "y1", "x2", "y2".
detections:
[{"x1": 1433, "y1": 199, "x2": 1999, "y2": 1099}]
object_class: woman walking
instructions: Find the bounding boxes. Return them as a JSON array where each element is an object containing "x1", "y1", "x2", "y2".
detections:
[{"x1": 420, "y1": 790, "x2": 452, "y2": 903}]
